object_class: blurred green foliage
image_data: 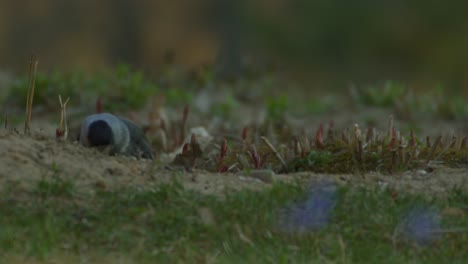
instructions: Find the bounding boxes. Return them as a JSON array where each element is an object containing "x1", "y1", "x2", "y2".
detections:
[
  {"x1": 355, "y1": 81, "x2": 407, "y2": 107},
  {"x1": 2, "y1": 179, "x2": 466, "y2": 262},
  {"x1": 289, "y1": 151, "x2": 334, "y2": 172},
  {"x1": 166, "y1": 88, "x2": 194, "y2": 107},
  {"x1": 3, "y1": 1, "x2": 468, "y2": 90},
  {"x1": 266, "y1": 95, "x2": 289, "y2": 120},
  {"x1": 210, "y1": 94, "x2": 239, "y2": 119},
  {"x1": 113, "y1": 64, "x2": 158, "y2": 109},
  {"x1": 243, "y1": 1, "x2": 468, "y2": 88},
  {"x1": 6, "y1": 64, "x2": 159, "y2": 111},
  {"x1": 305, "y1": 97, "x2": 335, "y2": 115},
  {"x1": 352, "y1": 81, "x2": 468, "y2": 120}
]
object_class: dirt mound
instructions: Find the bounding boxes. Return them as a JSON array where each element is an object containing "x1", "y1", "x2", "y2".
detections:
[
  {"x1": 0, "y1": 129, "x2": 267, "y2": 196},
  {"x1": 1, "y1": 129, "x2": 466, "y2": 198}
]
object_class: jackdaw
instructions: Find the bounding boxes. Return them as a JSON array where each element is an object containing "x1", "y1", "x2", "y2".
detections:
[{"x1": 79, "y1": 113, "x2": 154, "y2": 160}]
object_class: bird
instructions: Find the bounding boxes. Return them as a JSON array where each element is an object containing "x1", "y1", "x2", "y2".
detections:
[{"x1": 79, "y1": 113, "x2": 154, "y2": 160}]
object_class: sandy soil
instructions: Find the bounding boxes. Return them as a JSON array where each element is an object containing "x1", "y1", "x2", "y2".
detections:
[{"x1": 1, "y1": 128, "x2": 466, "y2": 199}]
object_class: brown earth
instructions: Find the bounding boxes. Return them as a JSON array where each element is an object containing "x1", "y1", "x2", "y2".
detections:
[{"x1": 1, "y1": 127, "x2": 466, "y2": 199}]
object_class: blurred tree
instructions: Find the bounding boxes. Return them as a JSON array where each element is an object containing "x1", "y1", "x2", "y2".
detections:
[
  {"x1": 243, "y1": 0, "x2": 468, "y2": 88},
  {"x1": 1, "y1": 0, "x2": 468, "y2": 93},
  {"x1": 210, "y1": 0, "x2": 242, "y2": 81},
  {"x1": 108, "y1": 0, "x2": 142, "y2": 68}
]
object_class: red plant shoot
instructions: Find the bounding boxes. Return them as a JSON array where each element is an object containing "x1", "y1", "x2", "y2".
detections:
[
  {"x1": 216, "y1": 138, "x2": 228, "y2": 173},
  {"x1": 190, "y1": 133, "x2": 197, "y2": 145},
  {"x1": 388, "y1": 137, "x2": 397, "y2": 150},
  {"x1": 56, "y1": 128, "x2": 65, "y2": 138},
  {"x1": 220, "y1": 138, "x2": 228, "y2": 159},
  {"x1": 326, "y1": 121, "x2": 335, "y2": 141},
  {"x1": 182, "y1": 143, "x2": 189, "y2": 155},
  {"x1": 242, "y1": 126, "x2": 248, "y2": 142},
  {"x1": 315, "y1": 123, "x2": 324, "y2": 149},
  {"x1": 96, "y1": 96, "x2": 102, "y2": 113},
  {"x1": 250, "y1": 145, "x2": 260, "y2": 169},
  {"x1": 218, "y1": 165, "x2": 228, "y2": 173},
  {"x1": 388, "y1": 128, "x2": 398, "y2": 149},
  {"x1": 409, "y1": 129, "x2": 416, "y2": 148},
  {"x1": 180, "y1": 104, "x2": 190, "y2": 144}
]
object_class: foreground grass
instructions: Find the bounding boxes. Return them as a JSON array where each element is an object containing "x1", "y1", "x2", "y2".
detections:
[{"x1": 0, "y1": 177, "x2": 466, "y2": 263}]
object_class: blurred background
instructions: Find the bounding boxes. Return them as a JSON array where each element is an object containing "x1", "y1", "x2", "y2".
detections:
[{"x1": 1, "y1": 0, "x2": 468, "y2": 94}]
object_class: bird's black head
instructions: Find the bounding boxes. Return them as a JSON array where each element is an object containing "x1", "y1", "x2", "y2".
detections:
[{"x1": 87, "y1": 120, "x2": 113, "y2": 146}]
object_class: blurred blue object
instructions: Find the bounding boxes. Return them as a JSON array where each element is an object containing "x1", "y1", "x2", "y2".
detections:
[
  {"x1": 279, "y1": 181, "x2": 337, "y2": 233},
  {"x1": 401, "y1": 207, "x2": 441, "y2": 245}
]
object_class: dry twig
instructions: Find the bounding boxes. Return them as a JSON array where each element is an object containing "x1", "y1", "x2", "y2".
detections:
[
  {"x1": 261, "y1": 136, "x2": 288, "y2": 171},
  {"x1": 56, "y1": 95, "x2": 70, "y2": 140},
  {"x1": 24, "y1": 56, "x2": 38, "y2": 134}
]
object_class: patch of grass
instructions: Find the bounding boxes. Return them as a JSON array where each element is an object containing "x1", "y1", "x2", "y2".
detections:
[
  {"x1": 165, "y1": 87, "x2": 194, "y2": 107},
  {"x1": 9, "y1": 71, "x2": 90, "y2": 107},
  {"x1": 355, "y1": 81, "x2": 407, "y2": 108},
  {"x1": 266, "y1": 95, "x2": 289, "y2": 121},
  {"x1": 35, "y1": 176, "x2": 75, "y2": 199},
  {"x1": 6, "y1": 64, "x2": 159, "y2": 112},
  {"x1": 210, "y1": 94, "x2": 240, "y2": 119},
  {"x1": 351, "y1": 81, "x2": 468, "y2": 120},
  {"x1": 111, "y1": 64, "x2": 159, "y2": 110},
  {"x1": 305, "y1": 97, "x2": 334, "y2": 114},
  {"x1": 288, "y1": 150, "x2": 334, "y2": 172},
  {"x1": 420, "y1": 87, "x2": 468, "y2": 120},
  {"x1": 0, "y1": 180, "x2": 466, "y2": 262},
  {"x1": 216, "y1": 121, "x2": 468, "y2": 174},
  {"x1": 34, "y1": 163, "x2": 75, "y2": 199}
]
